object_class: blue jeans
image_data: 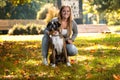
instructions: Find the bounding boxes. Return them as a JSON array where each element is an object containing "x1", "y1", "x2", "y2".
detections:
[{"x1": 41, "y1": 34, "x2": 78, "y2": 58}]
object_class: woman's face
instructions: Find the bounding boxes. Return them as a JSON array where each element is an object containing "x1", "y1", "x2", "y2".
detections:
[{"x1": 61, "y1": 6, "x2": 71, "y2": 19}]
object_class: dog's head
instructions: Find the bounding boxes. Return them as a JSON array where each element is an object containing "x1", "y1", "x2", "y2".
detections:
[{"x1": 47, "y1": 21, "x2": 61, "y2": 32}]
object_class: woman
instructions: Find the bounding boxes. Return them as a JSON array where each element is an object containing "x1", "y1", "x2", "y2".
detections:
[{"x1": 42, "y1": 5, "x2": 78, "y2": 65}]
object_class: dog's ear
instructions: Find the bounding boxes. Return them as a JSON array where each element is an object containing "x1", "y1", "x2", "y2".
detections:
[
  {"x1": 46, "y1": 22, "x2": 53, "y2": 31},
  {"x1": 54, "y1": 21, "x2": 61, "y2": 27},
  {"x1": 56, "y1": 21, "x2": 61, "y2": 27},
  {"x1": 47, "y1": 22, "x2": 52, "y2": 28}
]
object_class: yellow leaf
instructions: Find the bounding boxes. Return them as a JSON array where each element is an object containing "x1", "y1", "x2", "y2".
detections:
[
  {"x1": 113, "y1": 74, "x2": 120, "y2": 80},
  {"x1": 90, "y1": 49, "x2": 96, "y2": 53},
  {"x1": 86, "y1": 73, "x2": 93, "y2": 79}
]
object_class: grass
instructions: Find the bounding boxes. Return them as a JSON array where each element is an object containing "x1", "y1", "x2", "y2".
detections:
[
  {"x1": 0, "y1": 33, "x2": 120, "y2": 80},
  {"x1": 108, "y1": 25, "x2": 120, "y2": 33}
]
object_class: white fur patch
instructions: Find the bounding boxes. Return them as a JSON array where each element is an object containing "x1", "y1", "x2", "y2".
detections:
[{"x1": 51, "y1": 36, "x2": 63, "y2": 55}]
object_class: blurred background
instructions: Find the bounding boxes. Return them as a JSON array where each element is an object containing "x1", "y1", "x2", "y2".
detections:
[
  {"x1": 0, "y1": 0, "x2": 120, "y2": 34},
  {"x1": 0, "y1": 1, "x2": 120, "y2": 79}
]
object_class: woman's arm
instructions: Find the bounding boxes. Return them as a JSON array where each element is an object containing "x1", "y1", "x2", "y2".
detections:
[
  {"x1": 71, "y1": 20, "x2": 78, "y2": 41},
  {"x1": 43, "y1": 23, "x2": 51, "y2": 35},
  {"x1": 66, "y1": 20, "x2": 78, "y2": 44}
]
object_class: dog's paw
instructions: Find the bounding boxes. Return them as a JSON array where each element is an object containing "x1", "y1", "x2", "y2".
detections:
[
  {"x1": 50, "y1": 63, "x2": 56, "y2": 68},
  {"x1": 66, "y1": 62, "x2": 71, "y2": 67}
]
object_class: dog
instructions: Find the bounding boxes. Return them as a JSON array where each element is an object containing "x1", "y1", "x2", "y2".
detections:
[{"x1": 47, "y1": 21, "x2": 71, "y2": 67}]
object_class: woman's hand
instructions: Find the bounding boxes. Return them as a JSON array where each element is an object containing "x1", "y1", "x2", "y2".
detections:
[{"x1": 67, "y1": 39, "x2": 73, "y2": 44}]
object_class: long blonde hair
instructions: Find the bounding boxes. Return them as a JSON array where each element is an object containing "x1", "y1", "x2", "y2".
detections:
[{"x1": 58, "y1": 6, "x2": 72, "y2": 37}]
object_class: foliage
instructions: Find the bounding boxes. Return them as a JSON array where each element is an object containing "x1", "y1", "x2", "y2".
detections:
[
  {"x1": 44, "y1": 4, "x2": 59, "y2": 23},
  {"x1": 85, "y1": 0, "x2": 120, "y2": 25},
  {"x1": 8, "y1": 24, "x2": 45, "y2": 35},
  {"x1": 89, "y1": 0, "x2": 120, "y2": 12},
  {"x1": 0, "y1": 0, "x2": 55, "y2": 7},
  {"x1": 0, "y1": 0, "x2": 40, "y2": 19},
  {"x1": 105, "y1": 10, "x2": 120, "y2": 25},
  {"x1": 0, "y1": 0, "x2": 31, "y2": 7},
  {"x1": 0, "y1": 0, "x2": 56, "y2": 19},
  {"x1": 36, "y1": 4, "x2": 49, "y2": 20},
  {"x1": 8, "y1": 24, "x2": 26, "y2": 35},
  {"x1": 0, "y1": 34, "x2": 120, "y2": 79},
  {"x1": 37, "y1": 3, "x2": 59, "y2": 24},
  {"x1": 8, "y1": 0, "x2": 31, "y2": 6},
  {"x1": 0, "y1": 0, "x2": 6, "y2": 7}
]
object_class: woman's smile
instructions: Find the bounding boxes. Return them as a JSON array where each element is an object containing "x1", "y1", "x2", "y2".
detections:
[{"x1": 62, "y1": 7, "x2": 71, "y2": 19}]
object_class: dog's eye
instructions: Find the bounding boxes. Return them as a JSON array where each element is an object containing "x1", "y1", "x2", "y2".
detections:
[{"x1": 55, "y1": 21, "x2": 61, "y2": 27}]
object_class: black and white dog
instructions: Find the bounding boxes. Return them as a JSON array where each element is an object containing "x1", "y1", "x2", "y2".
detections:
[{"x1": 47, "y1": 21, "x2": 71, "y2": 67}]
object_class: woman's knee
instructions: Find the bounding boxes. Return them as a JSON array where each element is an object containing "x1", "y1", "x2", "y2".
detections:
[
  {"x1": 41, "y1": 34, "x2": 50, "y2": 57},
  {"x1": 66, "y1": 44, "x2": 78, "y2": 56}
]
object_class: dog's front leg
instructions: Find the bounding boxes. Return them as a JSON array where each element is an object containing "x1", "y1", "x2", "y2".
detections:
[
  {"x1": 51, "y1": 46, "x2": 56, "y2": 67},
  {"x1": 63, "y1": 42, "x2": 71, "y2": 66}
]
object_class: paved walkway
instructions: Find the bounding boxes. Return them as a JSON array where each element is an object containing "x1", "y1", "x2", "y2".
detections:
[
  {"x1": 77, "y1": 24, "x2": 110, "y2": 33},
  {"x1": 0, "y1": 33, "x2": 109, "y2": 41},
  {"x1": 1, "y1": 32, "x2": 120, "y2": 41},
  {"x1": 0, "y1": 24, "x2": 115, "y2": 41}
]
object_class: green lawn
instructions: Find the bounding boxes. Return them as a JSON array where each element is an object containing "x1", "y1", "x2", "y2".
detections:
[{"x1": 0, "y1": 34, "x2": 120, "y2": 80}]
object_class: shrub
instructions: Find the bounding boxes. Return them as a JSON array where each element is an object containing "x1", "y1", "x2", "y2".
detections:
[
  {"x1": 25, "y1": 23, "x2": 44, "y2": 34},
  {"x1": 105, "y1": 10, "x2": 120, "y2": 25},
  {"x1": 8, "y1": 24, "x2": 26, "y2": 35},
  {"x1": 36, "y1": 6, "x2": 48, "y2": 20},
  {"x1": 44, "y1": 4, "x2": 59, "y2": 23},
  {"x1": 8, "y1": 23, "x2": 45, "y2": 35},
  {"x1": 36, "y1": 3, "x2": 59, "y2": 24},
  {"x1": 36, "y1": 4, "x2": 52, "y2": 20}
]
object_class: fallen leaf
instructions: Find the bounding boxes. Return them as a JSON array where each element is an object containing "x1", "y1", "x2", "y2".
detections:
[
  {"x1": 14, "y1": 60, "x2": 19, "y2": 65},
  {"x1": 90, "y1": 49, "x2": 96, "y2": 53},
  {"x1": 86, "y1": 73, "x2": 93, "y2": 79},
  {"x1": 70, "y1": 59, "x2": 75, "y2": 64},
  {"x1": 113, "y1": 74, "x2": 120, "y2": 80}
]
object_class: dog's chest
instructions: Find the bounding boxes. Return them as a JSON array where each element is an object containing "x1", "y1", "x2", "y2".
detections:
[{"x1": 51, "y1": 36, "x2": 64, "y2": 55}]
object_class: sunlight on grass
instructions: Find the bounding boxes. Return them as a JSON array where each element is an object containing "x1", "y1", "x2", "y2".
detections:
[
  {"x1": 77, "y1": 33, "x2": 120, "y2": 40},
  {"x1": 83, "y1": 44, "x2": 116, "y2": 50},
  {"x1": 0, "y1": 35, "x2": 43, "y2": 41},
  {"x1": 0, "y1": 37, "x2": 3, "y2": 42},
  {"x1": 76, "y1": 55, "x2": 94, "y2": 62},
  {"x1": 25, "y1": 59, "x2": 39, "y2": 66},
  {"x1": 0, "y1": 33, "x2": 120, "y2": 80},
  {"x1": 77, "y1": 33, "x2": 105, "y2": 40},
  {"x1": 105, "y1": 57, "x2": 120, "y2": 67},
  {"x1": 25, "y1": 44, "x2": 39, "y2": 48}
]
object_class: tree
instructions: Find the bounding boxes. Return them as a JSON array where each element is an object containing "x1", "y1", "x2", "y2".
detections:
[
  {"x1": 87, "y1": 0, "x2": 120, "y2": 25},
  {"x1": 0, "y1": 0, "x2": 41, "y2": 19},
  {"x1": 0, "y1": 0, "x2": 56, "y2": 19},
  {"x1": 88, "y1": 0, "x2": 120, "y2": 12},
  {"x1": 8, "y1": 0, "x2": 31, "y2": 6}
]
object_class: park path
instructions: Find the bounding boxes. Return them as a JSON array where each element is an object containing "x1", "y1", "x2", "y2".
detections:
[
  {"x1": 77, "y1": 24, "x2": 110, "y2": 33},
  {"x1": 0, "y1": 33, "x2": 106, "y2": 41},
  {"x1": 0, "y1": 24, "x2": 113, "y2": 41}
]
